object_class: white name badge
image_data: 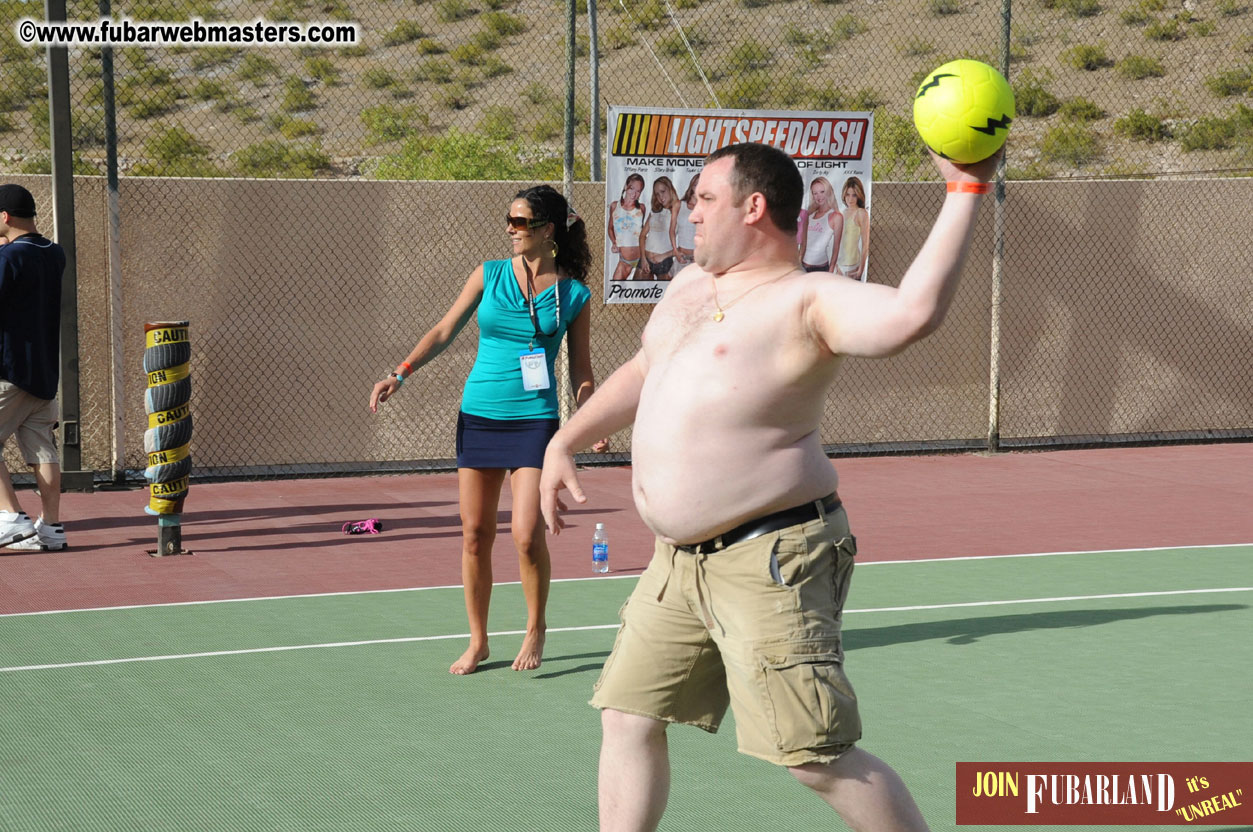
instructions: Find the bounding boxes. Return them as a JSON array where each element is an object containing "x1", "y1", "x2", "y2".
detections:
[{"x1": 519, "y1": 348, "x2": 550, "y2": 391}]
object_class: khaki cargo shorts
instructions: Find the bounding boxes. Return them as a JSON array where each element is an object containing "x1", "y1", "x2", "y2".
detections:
[
  {"x1": 591, "y1": 505, "x2": 861, "y2": 767},
  {"x1": 0, "y1": 380, "x2": 59, "y2": 465}
]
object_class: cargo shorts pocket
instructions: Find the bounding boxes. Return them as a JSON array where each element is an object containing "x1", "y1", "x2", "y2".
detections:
[
  {"x1": 757, "y1": 641, "x2": 861, "y2": 753},
  {"x1": 592, "y1": 598, "x2": 630, "y2": 693}
]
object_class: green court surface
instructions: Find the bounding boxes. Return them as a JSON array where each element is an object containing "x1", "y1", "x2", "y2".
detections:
[{"x1": 1, "y1": 546, "x2": 1250, "y2": 832}]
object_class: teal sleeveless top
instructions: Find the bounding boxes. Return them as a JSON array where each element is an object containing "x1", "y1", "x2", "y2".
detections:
[{"x1": 461, "y1": 259, "x2": 592, "y2": 420}]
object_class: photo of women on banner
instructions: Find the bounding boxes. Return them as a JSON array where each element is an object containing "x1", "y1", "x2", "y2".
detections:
[{"x1": 605, "y1": 105, "x2": 874, "y2": 303}]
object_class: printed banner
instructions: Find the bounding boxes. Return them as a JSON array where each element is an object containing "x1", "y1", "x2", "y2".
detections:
[
  {"x1": 956, "y1": 762, "x2": 1253, "y2": 825},
  {"x1": 604, "y1": 105, "x2": 874, "y2": 304}
]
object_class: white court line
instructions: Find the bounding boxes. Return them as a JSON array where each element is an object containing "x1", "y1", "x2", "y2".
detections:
[
  {"x1": 2, "y1": 541, "x2": 1250, "y2": 620},
  {"x1": 1, "y1": 586, "x2": 1249, "y2": 675}
]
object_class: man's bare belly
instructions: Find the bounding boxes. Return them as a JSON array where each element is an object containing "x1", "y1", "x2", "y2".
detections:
[{"x1": 630, "y1": 384, "x2": 839, "y2": 544}]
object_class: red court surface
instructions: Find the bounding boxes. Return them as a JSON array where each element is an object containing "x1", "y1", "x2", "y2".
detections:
[{"x1": 2, "y1": 442, "x2": 1251, "y2": 615}]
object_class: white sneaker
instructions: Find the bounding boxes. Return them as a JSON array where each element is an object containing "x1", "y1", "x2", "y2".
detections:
[
  {"x1": 6, "y1": 517, "x2": 66, "y2": 551},
  {"x1": 0, "y1": 511, "x2": 36, "y2": 546}
]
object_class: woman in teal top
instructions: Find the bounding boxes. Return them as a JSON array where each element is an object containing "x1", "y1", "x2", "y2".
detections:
[{"x1": 370, "y1": 186, "x2": 600, "y2": 675}]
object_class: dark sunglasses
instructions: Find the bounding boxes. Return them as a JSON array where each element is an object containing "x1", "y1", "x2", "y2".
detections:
[{"x1": 506, "y1": 215, "x2": 549, "y2": 230}]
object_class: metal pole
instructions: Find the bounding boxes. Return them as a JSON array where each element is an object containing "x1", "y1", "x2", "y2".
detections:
[
  {"x1": 45, "y1": 0, "x2": 93, "y2": 490},
  {"x1": 101, "y1": 0, "x2": 125, "y2": 483},
  {"x1": 589, "y1": 0, "x2": 602, "y2": 181},
  {"x1": 563, "y1": 0, "x2": 576, "y2": 198},
  {"x1": 986, "y1": 0, "x2": 1011, "y2": 453}
]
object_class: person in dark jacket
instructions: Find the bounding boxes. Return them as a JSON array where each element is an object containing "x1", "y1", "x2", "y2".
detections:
[{"x1": 0, "y1": 184, "x2": 68, "y2": 552}]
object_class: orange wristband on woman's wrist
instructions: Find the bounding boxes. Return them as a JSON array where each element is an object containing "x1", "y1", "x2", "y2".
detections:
[
  {"x1": 397, "y1": 361, "x2": 413, "y2": 377},
  {"x1": 947, "y1": 181, "x2": 991, "y2": 194}
]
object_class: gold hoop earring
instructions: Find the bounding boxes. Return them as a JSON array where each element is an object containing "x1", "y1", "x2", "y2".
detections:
[{"x1": 548, "y1": 239, "x2": 559, "y2": 258}]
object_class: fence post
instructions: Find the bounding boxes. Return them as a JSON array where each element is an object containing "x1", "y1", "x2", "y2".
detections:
[
  {"x1": 589, "y1": 0, "x2": 602, "y2": 181},
  {"x1": 563, "y1": 0, "x2": 577, "y2": 198},
  {"x1": 99, "y1": 0, "x2": 126, "y2": 484},
  {"x1": 45, "y1": 0, "x2": 93, "y2": 491},
  {"x1": 986, "y1": 0, "x2": 1012, "y2": 453},
  {"x1": 144, "y1": 321, "x2": 193, "y2": 556}
]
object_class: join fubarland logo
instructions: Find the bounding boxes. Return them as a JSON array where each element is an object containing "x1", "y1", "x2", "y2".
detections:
[{"x1": 956, "y1": 762, "x2": 1252, "y2": 826}]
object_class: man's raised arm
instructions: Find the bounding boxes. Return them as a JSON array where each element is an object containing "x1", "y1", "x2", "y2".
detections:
[
  {"x1": 808, "y1": 150, "x2": 1002, "y2": 359},
  {"x1": 540, "y1": 349, "x2": 649, "y2": 534}
]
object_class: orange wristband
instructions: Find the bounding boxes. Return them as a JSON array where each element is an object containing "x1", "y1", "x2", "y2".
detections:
[
  {"x1": 397, "y1": 361, "x2": 413, "y2": 377},
  {"x1": 947, "y1": 181, "x2": 991, "y2": 194}
]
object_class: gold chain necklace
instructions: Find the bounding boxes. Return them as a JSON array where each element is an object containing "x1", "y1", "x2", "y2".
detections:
[{"x1": 710, "y1": 266, "x2": 796, "y2": 322}]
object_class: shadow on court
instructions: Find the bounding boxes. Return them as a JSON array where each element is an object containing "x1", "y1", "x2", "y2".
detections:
[
  {"x1": 66, "y1": 500, "x2": 456, "y2": 531},
  {"x1": 844, "y1": 604, "x2": 1247, "y2": 650},
  {"x1": 533, "y1": 650, "x2": 613, "y2": 679},
  {"x1": 468, "y1": 651, "x2": 612, "y2": 677}
]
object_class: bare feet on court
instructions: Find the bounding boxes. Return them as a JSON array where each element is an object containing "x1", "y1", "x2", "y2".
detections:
[
  {"x1": 449, "y1": 644, "x2": 490, "y2": 675},
  {"x1": 512, "y1": 630, "x2": 545, "y2": 671}
]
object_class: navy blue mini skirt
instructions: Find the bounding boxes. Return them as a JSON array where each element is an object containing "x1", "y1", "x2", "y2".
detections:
[{"x1": 456, "y1": 411, "x2": 560, "y2": 470}]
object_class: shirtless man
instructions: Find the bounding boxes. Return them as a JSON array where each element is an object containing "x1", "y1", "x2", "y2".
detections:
[{"x1": 540, "y1": 142, "x2": 998, "y2": 832}]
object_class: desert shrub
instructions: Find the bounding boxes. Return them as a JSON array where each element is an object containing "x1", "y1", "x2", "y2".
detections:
[
  {"x1": 1179, "y1": 104, "x2": 1252, "y2": 151},
  {"x1": 1040, "y1": 123, "x2": 1100, "y2": 165},
  {"x1": 190, "y1": 47, "x2": 234, "y2": 70},
  {"x1": 1014, "y1": 69, "x2": 1060, "y2": 116},
  {"x1": 482, "y1": 11, "x2": 525, "y2": 35},
  {"x1": 481, "y1": 56, "x2": 513, "y2": 77},
  {"x1": 1204, "y1": 66, "x2": 1253, "y2": 97},
  {"x1": 1144, "y1": 18, "x2": 1184, "y2": 40},
  {"x1": 450, "y1": 42, "x2": 486, "y2": 65},
  {"x1": 362, "y1": 103, "x2": 426, "y2": 143},
  {"x1": 831, "y1": 14, "x2": 867, "y2": 38},
  {"x1": 724, "y1": 39, "x2": 773, "y2": 73},
  {"x1": 363, "y1": 68, "x2": 399, "y2": 89},
  {"x1": 280, "y1": 76, "x2": 316, "y2": 112},
  {"x1": 305, "y1": 57, "x2": 341, "y2": 84},
  {"x1": 1060, "y1": 97, "x2": 1104, "y2": 121},
  {"x1": 271, "y1": 115, "x2": 321, "y2": 138},
  {"x1": 234, "y1": 140, "x2": 331, "y2": 177},
  {"x1": 1116, "y1": 54, "x2": 1165, "y2": 79},
  {"x1": 383, "y1": 20, "x2": 425, "y2": 47},
  {"x1": 870, "y1": 110, "x2": 928, "y2": 178},
  {"x1": 413, "y1": 60, "x2": 454, "y2": 83},
  {"x1": 131, "y1": 126, "x2": 226, "y2": 177},
  {"x1": 238, "y1": 54, "x2": 279, "y2": 83},
  {"x1": 1113, "y1": 108, "x2": 1170, "y2": 141},
  {"x1": 1049, "y1": 0, "x2": 1101, "y2": 16},
  {"x1": 435, "y1": 0, "x2": 474, "y2": 22},
  {"x1": 898, "y1": 37, "x2": 934, "y2": 56},
  {"x1": 718, "y1": 72, "x2": 770, "y2": 108},
  {"x1": 191, "y1": 79, "x2": 229, "y2": 102},
  {"x1": 436, "y1": 83, "x2": 473, "y2": 109},
  {"x1": 1061, "y1": 43, "x2": 1110, "y2": 70},
  {"x1": 602, "y1": 25, "x2": 637, "y2": 50},
  {"x1": 478, "y1": 105, "x2": 517, "y2": 141},
  {"x1": 659, "y1": 29, "x2": 707, "y2": 56}
]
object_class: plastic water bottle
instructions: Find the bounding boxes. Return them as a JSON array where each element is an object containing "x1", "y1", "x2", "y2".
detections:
[{"x1": 592, "y1": 523, "x2": 609, "y2": 573}]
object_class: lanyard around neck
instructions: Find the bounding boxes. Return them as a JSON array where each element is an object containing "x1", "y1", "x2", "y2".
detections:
[{"x1": 523, "y1": 260, "x2": 561, "y2": 348}]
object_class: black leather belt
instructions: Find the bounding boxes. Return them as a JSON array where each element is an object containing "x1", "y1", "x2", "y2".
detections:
[{"x1": 675, "y1": 493, "x2": 841, "y2": 555}]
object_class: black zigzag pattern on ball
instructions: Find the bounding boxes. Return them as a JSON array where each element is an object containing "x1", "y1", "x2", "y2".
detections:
[
  {"x1": 916, "y1": 73, "x2": 956, "y2": 97},
  {"x1": 971, "y1": 114, "x2": 1013, "y2": 135}
]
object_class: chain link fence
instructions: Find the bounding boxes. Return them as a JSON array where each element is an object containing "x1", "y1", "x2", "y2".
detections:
[{"x1": 1, "y1": 0, "x2": 1250, "y2": 480}]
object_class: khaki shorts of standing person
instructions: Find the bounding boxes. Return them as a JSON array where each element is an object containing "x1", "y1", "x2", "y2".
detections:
[
  {"x1": 590, "y1": 503, "x2": 861, "y2": 767},
  {"x1": 0, "y1": 380, "x2": 59, "y2": 465}
]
